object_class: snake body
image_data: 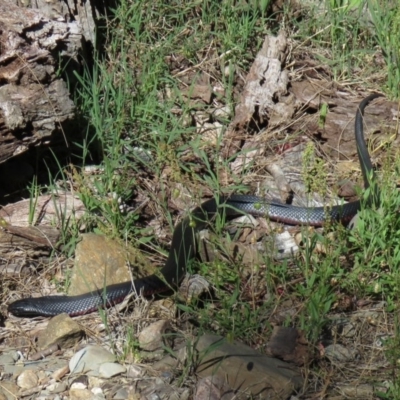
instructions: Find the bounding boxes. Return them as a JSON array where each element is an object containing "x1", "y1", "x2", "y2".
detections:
[{"x1": 8, "y1": 94, "x2": 382, "y2": 317}]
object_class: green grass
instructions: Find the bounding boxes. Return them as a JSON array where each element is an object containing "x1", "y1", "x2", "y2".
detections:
[
  {"x1": 368, "y1": 0, "x2": 400, "y2": 98},
  {"x1": 36, "y1": 0, "x2": 400, "y2": 397},
  {"x1": 292, "y1": 0, "x2": 381, "y2": 84}
]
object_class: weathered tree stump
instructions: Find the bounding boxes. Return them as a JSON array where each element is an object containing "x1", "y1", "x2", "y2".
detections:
[{"x1": 0, "y1": 0, "x2": 98, "y2": 164}]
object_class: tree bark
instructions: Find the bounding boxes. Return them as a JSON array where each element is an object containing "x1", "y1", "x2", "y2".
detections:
[{"x1": 0, "y1": 0, "x2": 87, "y2": 164}]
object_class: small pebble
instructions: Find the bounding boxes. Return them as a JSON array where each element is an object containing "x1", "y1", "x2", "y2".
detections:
[{"x1": 17, "y1": 370, "x2": 38, "y2": 389}]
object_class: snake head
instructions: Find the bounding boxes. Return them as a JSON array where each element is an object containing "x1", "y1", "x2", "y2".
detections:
[{"x1": 8, "y1": 299, "x2": 44, "y2": 318}]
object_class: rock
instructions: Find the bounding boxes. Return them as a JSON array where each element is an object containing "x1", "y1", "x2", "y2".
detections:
[
  {"x1": 16, "y1": 370, "x2": 38, "y2": 389},
  {"x1": 0, "y1": 351, "x2": 19, "y2": 364},
  {"x1": 98, "y1": 363, "x2": 126, "y2": 378},
  {"x1": 138, "y1": 320, "x2": 170, "y2": 351},
  {"x1": 201, "y1": 214, "x2": 299, "y2": 262},
  {"x1": 70, "y1": 374, "x2": 89, "y2": 388},
  {"x1": 348, "y1": 214, "x2": 359, "y2": 230},
  {"x1": 194, "y1": 334, "x2": 303, "y2": 399},
  {"x1": 213, "y1": 105, "x2": 230, "y2": 119},
  {"x1": 91, "y1": 386, "x2": 105, "y2": 398},
  {"x1": 0, "y1": 381, "x2": 19, "y2": 400},
  {"x1": 198, "y1": 122, "x2": 223, "y2": 146},
  {"x1": 266, "y1": 326, "x2": 311, "y2": 366},
  {"x1": 113, "y1": 387, "x2": 129, "y2": 399},
  {"x1": 70, "y1": 382, "x2": 88, "y2": 390},
  {"x1": 69, "y1": 345, "x2": 116, "y2": 374},
  {"x1": 0, "y1": 352, "x2": 19, "y2": 375},
  {"x1": 341, "y1": 322, "x2": 357, "y2": 338},
  {"x1": 337, "y1": 179, "x2": 357, "y2": 198},
  {"x1": 199, "y1": 227, "x2": 270, "y2": 265},
  {"x1": 37, "y1": 313, "x2": 83, "y2": 349},
  {"x1": 48, "y1": 381, "x2": 68, "y2": 393},
  {"x1": 324, "y1": 344, "x2": 357, "y2": 363},
  {"x1": 69, "y1": 233, "x2": 150, "y2": 296},
  {"x1": 179, "y1": 388, "x2": 191, "y2": 400},
  {"x1": 194, "y1": 376, "x2": 233, "y2": 400},
  {"x1": 337, "y1": 383, "x2": 374, "y2": 397},
  {"x1": 88, "y1": 377, "x2": 105, "y2": 388},
  {"x1": 126, "y1": 365, "x2": 144, "y2": 378},
  {"x1": 137, "y1": 377, "x2": 182, "y2": 400},
  {"x1": 178, "y1": 274, "x2": 211, "y2": 301},
  {"x1": 152, "y1": 353, "x2": 180, "y2": 372},
  {"x1": 274, "y1": 231, "x2": 299, "y2": 260},
  {"x1": 69, "y1": 388, "x2": 93, "y2": 400}
]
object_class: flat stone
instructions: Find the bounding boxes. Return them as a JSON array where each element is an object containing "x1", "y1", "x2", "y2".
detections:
[
  {"x1": 138, "y1": 320, "x2": 170, "y2": 351},
  {"x1": 69, "y1": 345, "x2": 116, "y2": 374},
  {"x1": 98, "y1": 363, "x2": 126, "y2": 378},
  {"x1": 195, "y1": 334, "x2": 303, "y2": 399},
  {"x1": 0, "y1": 381, "x2": 19, "y2": 400},
  {"x1": 113, "y1": 387, "x2": 129, "y2": 399},
  {"x1": 0, "y1": 353, "x2": 18, "y2": 375}
]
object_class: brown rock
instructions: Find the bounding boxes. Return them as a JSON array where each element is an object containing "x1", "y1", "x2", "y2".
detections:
[
  {"x1": 69, "y1": 233, "x2": 151, "y2": 296},
  {"x1": 69, "y1": 388, "x2": 93, "y2": 400},
  {"x1": 138, "y1": 320, "x2": 171, "y2": 352},
  {"x1": 37, "y1": 313, "x2": 83, "y2": 349},
  {"x1": 0, "y1": 381, "x2": 19, "y2": 400},
  {"x1": 266, "y1": 326, "x2": 311, "y2": 366},
  {"x1": 195, "y1": 334, "x2": 303, "y2": 399},
  {"x1": 194, "y1": 376, "x2": 233, "y2": 400},
  {"x1": 16, "y1": 370, "x2": 38, "y2": 389},
  {"x1": 338, "y1": 383, "x2": 374, "y2": 397},
  {"x1": 337, "y1": 179, "x2": 357, "y2": 198}
]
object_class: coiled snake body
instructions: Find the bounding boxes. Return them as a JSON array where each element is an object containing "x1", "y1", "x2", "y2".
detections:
[{"x1": 8, "y1": 94, "x2": 382, "y2": 317}]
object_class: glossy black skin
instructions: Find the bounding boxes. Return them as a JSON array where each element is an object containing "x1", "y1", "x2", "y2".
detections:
[{"x1": 8, "y1": 94, "x2": 382, "y2": 317}]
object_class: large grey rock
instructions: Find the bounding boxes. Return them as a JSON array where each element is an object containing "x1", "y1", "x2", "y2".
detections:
[{"x1": 69, "y1": 345, "x2": 116, "y2": 374}]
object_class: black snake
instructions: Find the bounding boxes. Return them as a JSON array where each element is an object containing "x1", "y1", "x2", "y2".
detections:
[{"x1": 8, "y1": 94, "x2": 382, "y2": 317}]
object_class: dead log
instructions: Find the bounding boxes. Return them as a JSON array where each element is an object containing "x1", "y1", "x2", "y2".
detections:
[
  {"x1": 0, "y1": 0, "x2": 86, "y2": 165},
  {"x1": 222, "y1": 32, "x2": 293, "y2": 159},
  {"x1": 0, "y1": 192, "x2": 85, "y2": 258}
]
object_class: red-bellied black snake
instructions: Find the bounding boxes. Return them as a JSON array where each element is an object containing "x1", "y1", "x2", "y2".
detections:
[{"x1": 8, "y1": 94, "x2": 382, "y2": 317}]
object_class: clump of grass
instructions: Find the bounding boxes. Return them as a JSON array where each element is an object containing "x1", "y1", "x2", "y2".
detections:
[
  {"x1": 291, "y1": 0, "x2": 378, "y2": 82},
  {"x1": 368, "y1": 0, "x2": 400, "y2": 98},
  {"x1": 302, "y1": 141, "x2": 329, "y2": 198},
  {"x1": 348, "y1": 163, "x2": 400, "y2": 311}
]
